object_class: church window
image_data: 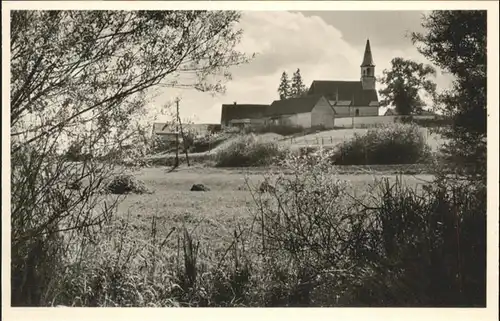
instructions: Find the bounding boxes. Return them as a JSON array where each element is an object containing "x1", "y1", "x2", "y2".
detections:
[{"x1": 355, "y1": 109, "x2": 360, "y2": 116}]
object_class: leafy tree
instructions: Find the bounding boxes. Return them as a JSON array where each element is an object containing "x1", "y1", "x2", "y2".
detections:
[
  {"x1": 411, "y1": 10, "x2": 486, "y2": 180},
  {"x1": 378, "y1": 58, "x2": 437, "y2": 115},
  {"x1": 10, "y1": 10, "x2": 252, "y2": 306},
  {"x1": 290, "y1": 68, "x2": 307, "y2": 98},
  {"x1": 277, "y1": 71, "x2": 291, "y2": 100},
  {"x1": 411, "y1": 10, "x2": 487, "y2": 307}
]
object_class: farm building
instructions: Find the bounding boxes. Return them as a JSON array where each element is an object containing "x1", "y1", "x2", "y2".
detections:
[
  {"x1": 219, "y1": 39, "x2": 382, "y2": 129},
  {"x1": 266, "y1": 95, "x2": 336, "y2": 129},
  {"x1": 220, "y1": 103, "x2": 269, "y2": 128},
  {"x1": 306, "y1": 39, "x2": 380, "y2": 117}
]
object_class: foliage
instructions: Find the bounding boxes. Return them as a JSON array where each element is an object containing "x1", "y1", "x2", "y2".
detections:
[
  {"x1": 249, "y1": 124, "x2": 305, "y2": 136},
  {"x1": 10, "y1": 10, "x2": 251, "y2": 306},
  {"x1": 214, "y1": 134, "x2": 285, "y2": 167},
  {"x1": 277, "y1": 71, "x2": 291, "y2": 100},
  {"x1": 105, "y1": 174, "x2": 151, "y2": 195},
  {"x1": 188, "y1": 133, "x2": 232, "y2": 153},
  {"x1": 411, "y1": 10, "x2": 486, "y2": 181},
  {"x1": 331, "y1": 124, "x2": 432, "y2": 165},
  {"x1": 277, "y1": 68, "x2": 308, "y2": 100},
  {"x1": 64, "y1": 141, "x2": 93, "y2": 162},
  {"x1": 378, "y1": 57, "x2": 437, "y2": 115},
  {"x1": 11, "y1": 144, "x2": 119, "y2": 306},
  {"x1": 344, "y1": 176, "x2": 486, "y2": 307},
  {"x1": 290, "y1": 68, "x2": 308, "y2": 98}
]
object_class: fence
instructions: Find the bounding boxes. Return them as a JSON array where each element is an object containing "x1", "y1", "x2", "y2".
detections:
[
  {"x1": 333, "y1": 115, "x2": 436, "y2": 128},
  {"x1": 274, "y1": 127, "x2": 437, "y2": 149}
]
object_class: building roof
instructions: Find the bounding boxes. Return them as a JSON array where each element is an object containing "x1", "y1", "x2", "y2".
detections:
[
  {"x1": 220, "y1": 103, "x2": 269, "y2": 124},
  {"x1": 361, "y1": 39, "x2": 374, "y2": 67},
  {"x1": 266, "y1": 95, "x2": 330, "y2": 117},
  {"x1": 307, "y1": 80, "x2": 379, "y2": 107}
]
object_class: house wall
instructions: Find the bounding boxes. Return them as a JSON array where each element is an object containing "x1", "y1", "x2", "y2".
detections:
[
  {"x1": 333, "y1": 115, "x2": 436, "y2": 128},
  {"x1": 269, "y1": 113, "x2": 312, "y2": 128},
  {"x1": 329, "y1": 103, "x2": 379, "y2": 117},
  {"x1": 311, "y1": 97, "x2": 335, "y2": 128}
]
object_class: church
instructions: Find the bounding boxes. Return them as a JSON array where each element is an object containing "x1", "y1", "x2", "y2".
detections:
[
  {"x1": 306, "y1": 39, "x2": 380, "y2": 118},
  {"x1": 220, "y1": 39, "x2": 380, "y2": 129}
]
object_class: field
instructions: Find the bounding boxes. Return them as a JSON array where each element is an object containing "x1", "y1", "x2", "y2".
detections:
[
  {"x1": 279, "y1": 127, "x2": 445, "y2": 151},
  {"x1": 114, "y1": 166, "x2": 434, "y2": 249}
]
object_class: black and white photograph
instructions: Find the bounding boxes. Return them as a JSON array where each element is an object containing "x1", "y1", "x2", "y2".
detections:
[{"x1": 2, "y1": 1, "x2": 498, "y2": 319}]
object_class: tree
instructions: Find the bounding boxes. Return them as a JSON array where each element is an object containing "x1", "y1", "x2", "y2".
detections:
[
  {"x1": 290, "y1": 68, "x2": 307, "y2": 98},
  {"x1": 411, "y1": 10, "x2": 487, "y2": 307},
  {"x1": 277, "y1": 71, "x2": 291, "y2": 100},
  {"x1": 378, "y1": 57, "x2": 437, "y2": 116},
  {"x1": 10, "y1": 10, "x2": 252, "y2": 306},
  {"x1": 411, "y1": 10, "x2": 486, "y2": 180}
]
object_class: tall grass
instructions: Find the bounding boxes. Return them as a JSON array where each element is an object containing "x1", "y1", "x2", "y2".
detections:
[{"x1": 14, "y1": 145, "x2": 485, "y2": 307}]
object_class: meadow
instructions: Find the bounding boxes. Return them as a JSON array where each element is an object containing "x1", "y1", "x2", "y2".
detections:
[{"x1": 114, "y1": 166, "x2": 434, "y2": 252}]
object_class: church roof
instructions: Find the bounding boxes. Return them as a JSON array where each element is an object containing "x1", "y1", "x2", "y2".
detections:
[
  {"x1": 361, "y1": 39, "x2": 374, "y2": 67},
  {"x1": 266, "y1": 95, "x2": 330, "y2": 117},
  {"x1": 307, "y1": 80, "x2": 379, "y2": 107},
  {"x1": 220, "y1": 103, "x2": 268, "y2": 124}
]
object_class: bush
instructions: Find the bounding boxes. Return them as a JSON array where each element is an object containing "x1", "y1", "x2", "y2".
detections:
[
  {"x1": 245, "y1": 151, "x2": 486, "y2": 306},
  {"x1": 343, "y1": 176, "x2": 486, "y2": 307},
  {"x1": 214, "y1": 134, "x2": 285, "y2": 167},
  {"x1": 105, "y1": 174, "x2": 151, "y2": 195},
  {"x1": 188, "y1": 133, "x2": 231, "y2": 153},
  {"x1": 249, "y1": 124, "x2": 304, "y2": 136},
  {"x1": 332, "y1": 123, "x2": 432, "y2": 165}
]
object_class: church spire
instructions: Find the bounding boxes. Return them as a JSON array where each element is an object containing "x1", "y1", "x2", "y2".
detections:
[
  {"x1": 361, "y1": 39, "x2": 374, "y2": 67},
  {"x1": 360, "y1": 39, "x2": 376, "y2": 90}
]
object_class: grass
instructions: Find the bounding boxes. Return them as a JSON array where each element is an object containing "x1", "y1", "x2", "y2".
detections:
[
  {"x1": 115, "y1": 166, "x2": 433, "y2": 242},
  {"x1": 283, "y1": 127, "x2": 445, "y2": 152}
]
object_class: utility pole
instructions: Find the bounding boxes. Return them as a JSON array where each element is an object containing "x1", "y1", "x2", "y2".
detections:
[
  {"x1": 351, "y1": 93, "x2": 355, "y2": 129},
  {"x1": 176, "y1": 97, "x2": 190, "y2": 167},
  {"x1": 174, "y1": 98, "x2": 180, "y2": 168}
]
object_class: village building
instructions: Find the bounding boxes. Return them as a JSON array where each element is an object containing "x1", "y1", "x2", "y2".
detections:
[
  {"x1": 220, "y1": 103, "x2": 268, "y2": 128},
  {"x1": 266, "y1": 95, "x2": 335, "y2": 129},
  {"x1": 307, "y1": 39, "x2": 380, "y2": 117},
  {"x1": 218, "y1": 39, "x2": 380, "y2": 130}
]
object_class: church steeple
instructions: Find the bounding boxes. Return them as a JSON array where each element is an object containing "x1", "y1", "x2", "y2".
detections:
[
  {"x1": 361, "y1": 39, "x2": 374, "y2": 67},
  {"x1": 361, "y1": 39, "x2": 376, "y2": 90}
]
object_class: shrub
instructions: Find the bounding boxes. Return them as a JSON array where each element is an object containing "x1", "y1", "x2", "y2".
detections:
[
  {"x1": 11, "y1": 145, "x2": 117, "y2": 306},
  {"x1": 332, "y1": 123, "x2": 431, "y2": 165},
  {"x1": 214, "y1": 134, "x2": 285, "y2": 167},
  {"x1": 249, "y1": 124, "x2": 305, "y2": 136},
  {"x1": 105, "y1": 174, "x2": 151, "y2": 195},
  {"x1": 247, "y1": 150, "x2": 369, "y2": 306},
  {"x1": 188, "y1": 133, "x2": 231, "y2": 153},
  {"x1": 342, "y1": 176, "x2": 486, "y2": 307},
  {"x1": 246, "y1": 150, "x2": 486, "y2": 306}
]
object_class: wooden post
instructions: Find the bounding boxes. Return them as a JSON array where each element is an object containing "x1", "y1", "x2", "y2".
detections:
[
  {"x1": 176, "y1": 98, "x2": 190, "y2": 167},
  {"x1": 174, "y1": 100, "x2": 179, "y2": 168}
]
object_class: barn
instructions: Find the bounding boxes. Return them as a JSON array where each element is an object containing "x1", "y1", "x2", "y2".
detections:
[{"x1": 265, "y1": 95, "x2": 335, "y2": 129}]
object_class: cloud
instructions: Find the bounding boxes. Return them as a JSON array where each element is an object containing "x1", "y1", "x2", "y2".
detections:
[{"x1": 150, "y1": 11, "x2": 454, "y2": 124}]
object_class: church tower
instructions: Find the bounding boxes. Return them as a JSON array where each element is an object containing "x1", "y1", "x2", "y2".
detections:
[{"x1": 360, "y1": 39, "x2": 376, "y2": 90}]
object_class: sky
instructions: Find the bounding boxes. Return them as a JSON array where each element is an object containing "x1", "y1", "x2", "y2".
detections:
[{"x1": 150, "y1": 10, "x2": 454, "y2": 124}]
